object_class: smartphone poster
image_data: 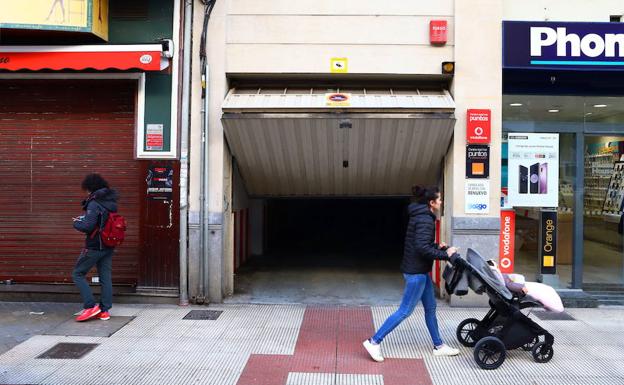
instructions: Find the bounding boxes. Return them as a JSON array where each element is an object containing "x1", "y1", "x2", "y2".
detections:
[{"x1": 508, "y1": 133, "x2": 559, "y2": 207}]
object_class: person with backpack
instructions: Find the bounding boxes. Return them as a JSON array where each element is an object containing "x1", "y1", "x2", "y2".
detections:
[{"x1": 72, "y1": 173, "x2": 123, "y2": 322}]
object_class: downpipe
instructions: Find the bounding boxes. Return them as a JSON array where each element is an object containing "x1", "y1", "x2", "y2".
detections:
[
  {"x1": 178, "y1": 0, "x2": 193, "y2": 306},
  {"x1": 197, "y1": 0, "x2": 216, "y2": 304}
]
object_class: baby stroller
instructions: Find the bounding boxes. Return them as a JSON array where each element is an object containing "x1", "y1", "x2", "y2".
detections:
[{"x1": 443, "y1": 248, "x2": 555, "y2": 370}]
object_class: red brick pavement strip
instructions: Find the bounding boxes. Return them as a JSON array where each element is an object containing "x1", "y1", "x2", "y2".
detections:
[{"x1": 236, "y1": 306, "x2": 433, "y2": 385}]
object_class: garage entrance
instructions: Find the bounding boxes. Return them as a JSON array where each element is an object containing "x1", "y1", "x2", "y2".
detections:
[
  {"x1": 232, "y1": 198, "x2": 409, "y2": 304},
  {"x1": 223, "y1": 87, "x2": 454, "y2": 304}
]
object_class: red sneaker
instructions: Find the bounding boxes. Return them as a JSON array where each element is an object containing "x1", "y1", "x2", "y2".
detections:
[
  {"x1": 99, "y1": 311, "x2": 110, "y2": 321},
  {"x1": 75, "y1": 305, "x2": 101, "y2": 322}
]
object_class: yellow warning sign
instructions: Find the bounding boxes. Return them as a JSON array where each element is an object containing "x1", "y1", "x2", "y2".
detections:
[
  {"x1": 543, "y1": 255, "x2": 555, "y2": 267},
  {"x1": 330, "y1": 57, "x2": 348, "y2": 73}
]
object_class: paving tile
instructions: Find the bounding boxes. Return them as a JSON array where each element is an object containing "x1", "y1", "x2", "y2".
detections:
[
  {"x1": 43, "y1": 316, "x2": 134, "y2": 337},
  {"x1": 79, "y1": 347, "x2": 164, "y2": 367},
  {"x1": 0, "y1": 363, "x2": 61, "y2": 384}
]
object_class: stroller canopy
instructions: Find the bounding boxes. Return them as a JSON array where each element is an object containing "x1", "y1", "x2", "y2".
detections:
[{"x1": 466, "y1": 248, "x2": 513, "y2": 300}]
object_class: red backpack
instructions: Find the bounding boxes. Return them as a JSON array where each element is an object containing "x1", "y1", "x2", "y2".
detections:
[{"x1": 99, "y1": 212, "x2": 127, "y2": 247}]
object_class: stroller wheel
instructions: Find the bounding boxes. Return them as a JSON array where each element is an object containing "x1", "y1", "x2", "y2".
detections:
[
  {"x1": 456, "y1": 318, "x2": 481, "y2": 347},
  {"x1": 521, "y1": 336, "x2": 540, "y2": 351},
  {"x1": 532, "y1": 342, "x2": 554, "y2": 363},
  {"x1": 474, "y1": 336, "x2": 506, "y2": 370}
]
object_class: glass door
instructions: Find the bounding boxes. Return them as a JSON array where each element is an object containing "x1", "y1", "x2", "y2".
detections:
[{"x1": 583, "y1": 96, "x2": 624, "y2": 285}]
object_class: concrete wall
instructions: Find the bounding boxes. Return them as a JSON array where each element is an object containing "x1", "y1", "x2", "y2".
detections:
[
  {"x1": 232, "y1": 162, "x2": 249, "y2": 210},
  {"x1": 188, "y1": 0, "x2": 230, "y2": 303},
  {"x1": 249, "y1": 199, "x2": 265, "y2": 257},
  {"x1": 225, "y1": 0, "x2": 454, "y2": 75},
  {"x1": 447, "y1": 0, "x2": 503, "y2": 306},
  {"x1": 504, "y1": 0, "x2": 624, "y2": 21},
  {"x1": 451, "y1": 0, "x2": 502, "y2": 219}
]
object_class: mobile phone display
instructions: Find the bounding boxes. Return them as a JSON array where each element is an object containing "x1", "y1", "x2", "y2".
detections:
[
  {"x1": 530, "y1": 163, "x2": 539, "y2": 194},
  {"x1": 519, "y1": 165, "x2": 528, "y2": 194},
  {"x1": 539, "y1": 163, "x2": 548, "y2": 194}
]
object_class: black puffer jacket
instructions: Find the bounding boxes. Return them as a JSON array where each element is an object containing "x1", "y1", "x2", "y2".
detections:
[
  {"x1": 400, "y1": 203, "x2": 449, "y2": 274},
  {"x1": 73, "y1": 188, "x2": 118, "y2": 250}
]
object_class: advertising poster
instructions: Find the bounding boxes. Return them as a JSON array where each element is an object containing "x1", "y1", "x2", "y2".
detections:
[
  {"x1": 465, "y1": 180, "x2": 490, "y2": 214},
  {"x1": 146, "y1": 165, "x2": 173, "y2": 200},
  {"x1": 0, "y1": 0, "x2": 108, "y2": 40},
  {"x1": 146, "y1": 124, "x2": 164, "y2": 151},
  {"x1": 499, "y1": 211, "x2": 515, "y2": 274},
  {"x1": 539, "y1": 210, "x2": 558, "y2": 275},
  {"x1": 508, "y1": 133, "x2": 559, "y2": 207},
  {"x1": 465, "y1": 144, "x2": 490, "y2": 178},
  {"x1": 466, "y1": 109, "x2": 491, "y2": 144}
]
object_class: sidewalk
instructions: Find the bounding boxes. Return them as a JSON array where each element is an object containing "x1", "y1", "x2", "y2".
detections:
[{"x1": 0, "y1": 301, "x2": 623, "y2": 385}]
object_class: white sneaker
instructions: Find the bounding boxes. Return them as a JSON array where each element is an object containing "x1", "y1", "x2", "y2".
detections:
[
  {"x1": 433, "y1": 344, "x2": 460, "y2": 356},
  {"x1": 363, "y1": 339, "x2": 384, "y2": 362}
]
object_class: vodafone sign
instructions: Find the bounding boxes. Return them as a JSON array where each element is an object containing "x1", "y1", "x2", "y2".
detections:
[
  {"x1": 499, "y1": 210, "x2": 515, "y2": 274},
  {"x1": 466, "y1": 109, "x2": 491, "y2": 144}
]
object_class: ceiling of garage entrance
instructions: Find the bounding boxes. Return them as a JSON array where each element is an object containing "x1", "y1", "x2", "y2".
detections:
[{"x1": 222, "y1": 88, "x2": 455, "y2": 197}]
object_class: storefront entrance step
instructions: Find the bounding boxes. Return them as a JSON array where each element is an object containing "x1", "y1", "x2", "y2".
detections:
[
  {"x1": 558, "y1": 290, "x2": 598, "y2": 308},
  {"x1": 583, "y1": 283, "x2": 624, "y2": 291},
  {"x1": 0, "y1": 284, "x2": 179, "y2": 305}
]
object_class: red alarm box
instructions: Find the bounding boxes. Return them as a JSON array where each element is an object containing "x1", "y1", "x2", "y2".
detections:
[{"x1": 430, "y1": 20, "x2": 448, "y2": 45}]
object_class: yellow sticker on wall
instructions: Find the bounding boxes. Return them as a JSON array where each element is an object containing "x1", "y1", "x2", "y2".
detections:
[
  {"x1": 543, "y1": 255, "x2": 555, "y2": 267},
  {"x1": 330, "y1": 57, "x2": 348, "y2": 73}
]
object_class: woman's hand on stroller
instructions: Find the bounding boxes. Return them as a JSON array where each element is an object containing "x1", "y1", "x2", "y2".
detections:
[
  {"x1": 447, "y1": 249, "x2": 466, "y2": 268},
  {"x1": 446, "y1": 247, "x2": 459, "y2": 258}
]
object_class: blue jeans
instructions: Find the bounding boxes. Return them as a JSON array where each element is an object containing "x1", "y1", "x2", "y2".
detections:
[
  {"x1": 372, "y1": 273, "x2": 443, "y2": 347},
  {"x1": 72, "y1": 248, "x2": 114, "y2": 312}
]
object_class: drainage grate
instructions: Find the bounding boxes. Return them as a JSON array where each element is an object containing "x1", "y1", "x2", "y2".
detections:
[
  {"x1": 37, "y1": 343, "x2": 99, "y2": 359},
  {"x1": 183, "y1": 310, "x2": 223, "y2": 320},
  {"x1": 533, "y1": 311, "x2": 575, "y2": 321}
]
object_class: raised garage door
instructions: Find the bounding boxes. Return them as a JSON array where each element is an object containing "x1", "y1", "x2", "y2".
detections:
[
  {"x1": 0, "y1": 79, "x2": 141, "y2": 284},
  {"x1": 222, "y1": 88, "x2": 456, "y2": 196}
]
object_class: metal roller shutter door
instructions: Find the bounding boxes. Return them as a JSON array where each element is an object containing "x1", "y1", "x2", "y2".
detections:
[{"x1": 0, "y1": 79, "x2": 141, "y2": 285}]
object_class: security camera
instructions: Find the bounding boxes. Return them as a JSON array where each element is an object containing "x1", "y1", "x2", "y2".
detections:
[{"x1": 159, "y1": 39, "x2": 174, "y2": 58}]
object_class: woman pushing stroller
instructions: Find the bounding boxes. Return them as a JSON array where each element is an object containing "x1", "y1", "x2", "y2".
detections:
[{"x1": 363, "y1": 185, "x2": 462, "y2": 362}]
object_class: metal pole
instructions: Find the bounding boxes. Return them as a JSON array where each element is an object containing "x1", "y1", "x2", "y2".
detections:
[
  {"x1": 572, "y1": 133, "x2": 584, "y2": 289},
  {"x1": 178, "y1": 0, "x2": 193, "y2": 306},
  {"x1": 198, "y1": 80, "x2": 206, "y2": 303},
  {"x1": 202, "y1": 60, "x2": 210, "y2": 302}
]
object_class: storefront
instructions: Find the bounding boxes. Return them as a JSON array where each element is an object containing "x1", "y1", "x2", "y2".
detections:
[
  {"x1": 0, "y1": 0, "x2": 182, "y2": 292},
  {"x1": 502, "y1": 21, "x2": 624, "y2": 290}
]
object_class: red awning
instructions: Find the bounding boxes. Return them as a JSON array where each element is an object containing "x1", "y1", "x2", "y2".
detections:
[{"x1": 0, "y1": 44, "x2": 169, "y2": 71}]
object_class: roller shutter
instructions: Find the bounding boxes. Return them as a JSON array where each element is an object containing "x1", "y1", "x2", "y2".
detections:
[{"x1": 0, "y1": 79, "x2": 141, "y2": 285}]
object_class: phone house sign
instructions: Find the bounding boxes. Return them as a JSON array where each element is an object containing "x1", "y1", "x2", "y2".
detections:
[{"x1": 504, "y1": 21, "x2": 624, "y2": 70}]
